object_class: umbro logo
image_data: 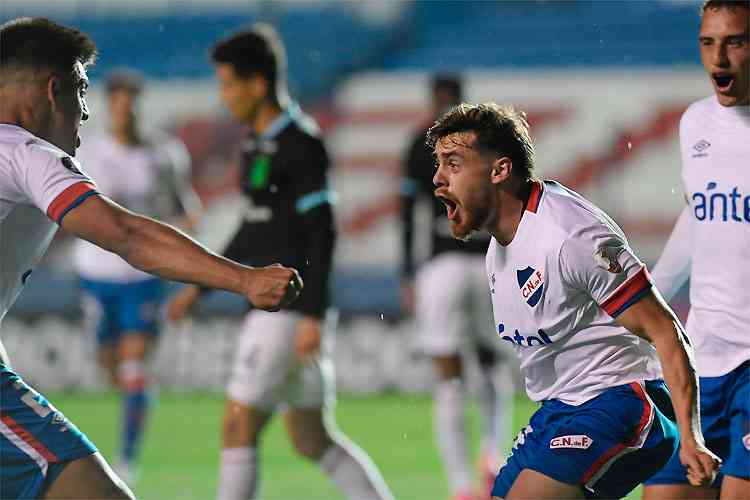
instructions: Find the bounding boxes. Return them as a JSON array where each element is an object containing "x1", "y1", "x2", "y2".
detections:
[{"x1": 692, "y1": 140, "x2": 711, "y2": 158}]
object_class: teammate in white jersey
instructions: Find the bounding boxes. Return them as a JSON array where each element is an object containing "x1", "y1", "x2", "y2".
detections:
[
  {"x1": 427, "y1": 102, "x2": 720, "y2": 499},
  {"x1": 643, "y1": 2, "x2": 749, "y2": 499},
  {"x1": 72, "y1": 69, "x2": 200, "y2": 482},
  {"x1": 0, "y1": 17, "x2": 301, "y2": 499}
]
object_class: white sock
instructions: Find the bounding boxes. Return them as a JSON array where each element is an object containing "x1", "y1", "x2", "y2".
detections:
[
  {"x1": 217, "y1": 447, "x2": 257, "y2": 500},
  {"x1": 320, "y1": 442, "x2": 395, "y2": 500},
  {"x1": 477, "y1": 367, "x2": 513, "y2": 464},
  {"x1": 435, "y1": 378, "x2": 472, "y2": 494}
]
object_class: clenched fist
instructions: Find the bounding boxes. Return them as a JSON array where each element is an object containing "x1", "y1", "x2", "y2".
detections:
[
  {"x1": 680, "y1": 439, "x2": 722, "y2": 487},
  {"x1": 244, "y1": 264, "x2": 303, "y2": 311}
]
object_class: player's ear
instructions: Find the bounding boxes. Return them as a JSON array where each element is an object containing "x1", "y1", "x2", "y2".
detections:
[
  {"x1": 46, "y1": 74, "x2": 62, "y2": 111},
  {"x1": 490, "y1": 156, "x2": 512, "y2": 185},
  {"x1": 248, "y1": 75, "x2": 268, "y2": 98}
]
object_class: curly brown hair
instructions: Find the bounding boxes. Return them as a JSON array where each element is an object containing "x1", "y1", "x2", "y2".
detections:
[{"x1": 426, "y1": 102, "x2": 536, "y2": 180}]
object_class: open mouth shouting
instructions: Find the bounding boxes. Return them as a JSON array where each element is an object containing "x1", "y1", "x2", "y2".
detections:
[
  {"x1": 713, "y1": 72, "x2": 735, "y2": 93},
  {"x1": 436, "y1": 191, "x2": 459, "y2": 221}
]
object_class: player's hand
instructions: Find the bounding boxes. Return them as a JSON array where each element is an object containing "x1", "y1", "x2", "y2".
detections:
[
  {"x1": 679, "y1": 439, "x2": 721, "y2": 487},
  {"x1": 295, "y1": 316, "x2": 321, "y2": 364},
  {"x1": 401, "y1": 279, "x2": 416, "y2": 316},
  {"x1": 166, "y1": 286, "x2": 201, "y2": 321},
  {"x1": 245, "y1": 264, "x2": 303, "y2": 311}
]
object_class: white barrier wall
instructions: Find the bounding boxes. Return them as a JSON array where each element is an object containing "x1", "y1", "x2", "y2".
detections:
[{"x1": 3, "y1": 317, "x2": 439, "y2": 394}]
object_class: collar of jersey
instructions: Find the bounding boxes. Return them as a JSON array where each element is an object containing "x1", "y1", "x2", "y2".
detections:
[
  {"x1": 0, "y1": 123, "x2": 32, "y2": 137},
  {"x1": 524, "y1": 179, "x2": 544, "y2": 213},
  {"x1": 710, "y1": 95, "x2": 750, "y2": 119},
  {"x1": 260, "y1": 102, "x2": 300, "y2": 140}
]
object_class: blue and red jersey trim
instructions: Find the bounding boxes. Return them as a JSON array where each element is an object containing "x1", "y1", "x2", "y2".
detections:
[
  {"x1": 600, "y1": 266, "x2": 652, "y2": 318},
  {"x1": 0, "y1": 412, "x2": 60, "y2": 462},
  {"x1": 47, "y1": 182, "x2": 98, "y2": 224},
  {"x1": 580, "y1": 382, "x2": 652, "y2": 485}
]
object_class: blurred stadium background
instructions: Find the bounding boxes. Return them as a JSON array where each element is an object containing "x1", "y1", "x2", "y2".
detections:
[{"x1": 2, "y1": 1, "x2": 707, "y2": 499}]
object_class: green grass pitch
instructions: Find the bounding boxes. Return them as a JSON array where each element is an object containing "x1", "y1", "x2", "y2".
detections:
[{"x1": 48, "y1": 391, "x2": 642, "y2": 499}]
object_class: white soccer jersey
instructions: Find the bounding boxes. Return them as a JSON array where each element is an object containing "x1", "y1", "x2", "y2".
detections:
[
  {"x1": 73, "y1": 131, "x2": 193, "y2": 282},
  {"x1": 652, "y1": 96, "x2": 750, "y2": 377},
  {"x1": 486, "y1": 180, "x2": 662, "y2": 405},
  {"x1": 0, "y1": 124, "x2": 97, "y2": 322}
]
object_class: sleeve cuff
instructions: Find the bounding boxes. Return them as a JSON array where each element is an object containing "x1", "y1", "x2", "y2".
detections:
[
  {"x1": 47, "y1": 182, "x2": 98, "y2": 224},
  {"x1": 599, "y1": 266, "x2": 652, "y2": 318},
  {"x1": 295, "y1": 190, "x2": 337, "y2": 214}
]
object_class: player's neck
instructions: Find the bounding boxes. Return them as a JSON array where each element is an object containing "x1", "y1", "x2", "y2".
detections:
[
  {"x1": 0, "y1": 98, "x2": 48, "y2": 139},
  {"x1": 251, "y1": 101, "x2": 283, "y2": 135},
  {"x1": 489, "y1": 178, "x2": 531, "y2": 246},
  {"x1": 112, "y1": 127, "x2": 140, "y2": 146}
]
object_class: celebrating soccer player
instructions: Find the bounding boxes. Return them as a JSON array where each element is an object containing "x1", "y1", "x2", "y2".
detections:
[
  {"x1": 427, "y1": 103, "x2": 720, "y2": 499},
  {"x1": 643, "y1": 1, "x2": 749, "y2": 499},
  {"x1": 0, "y1": 17, "x2": 300, "y2": 499}
]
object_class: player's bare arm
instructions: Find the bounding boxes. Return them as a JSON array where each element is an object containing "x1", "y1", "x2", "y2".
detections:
[
  {"x1": 615, "y1": 289, "x2": 721, "y2": 486},
  {"x1": 61, "y1": 194, "x2": 302, "y2": 311},
  {"x1": 295, "y1": 316, "x2": 322, "y2": 363}
]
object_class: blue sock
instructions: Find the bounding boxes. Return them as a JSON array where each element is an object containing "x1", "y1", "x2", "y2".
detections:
[{"x1": 121, "y1": 388, "x2": 149, "y2": 464}]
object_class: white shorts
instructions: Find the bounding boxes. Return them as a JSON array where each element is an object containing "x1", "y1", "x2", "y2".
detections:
[
  {"x1": 415, "y1": 252, "x2": 499, "y2": 356},
  {"x1": 226, "y1": 310, "x2": 333, "y2": 412}
]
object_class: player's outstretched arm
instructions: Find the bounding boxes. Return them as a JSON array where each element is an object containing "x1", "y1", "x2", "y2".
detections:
[
  {"x1": 650, "y1": 206, "x2": 692, "y2": 302},
  {"x1": 615, "y1": 290, "x2": 721, "y2": 487},
  {"x1": 61, "y1": 194, "x2": 302, "y2": 311}
]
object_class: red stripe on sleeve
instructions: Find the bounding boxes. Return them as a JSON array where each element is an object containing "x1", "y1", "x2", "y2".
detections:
[
  {"x1": 46, "y1": 182, "x2": 97, "y2": 222},
  {"x1": 0, "y1": 413, "x2": 59, "y2": 462},
  {"x1": 600, "y1": 266, "x2": 652, "y2": 316}
]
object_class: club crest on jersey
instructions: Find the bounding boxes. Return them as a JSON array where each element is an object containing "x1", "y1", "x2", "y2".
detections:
[
  {"x1": 517, "y1": 266, "x2": 544, "y2": 307},
  {"x1": 743, "y1": 433, "x2": 750, "y2": 451},
  {"x1": 594, "y1": 245, "x2": 624, "y2": 273}
]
